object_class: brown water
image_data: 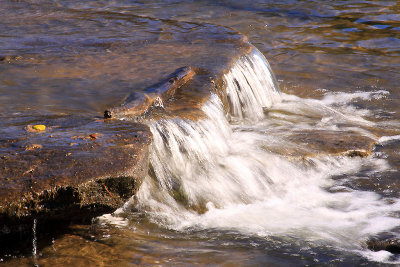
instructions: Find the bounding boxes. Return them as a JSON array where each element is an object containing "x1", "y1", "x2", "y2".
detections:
[{"x1": 1, "y1": 0, "x2": 400, "y2": 266}]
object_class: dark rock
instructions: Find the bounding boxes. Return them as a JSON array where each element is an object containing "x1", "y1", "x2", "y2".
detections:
[
  {"x1": 367, "y1": 238, "x2": 400, "y2": 254},
  {"x1": 104, "y1": 110, "x2": 112, "y2": 119}
]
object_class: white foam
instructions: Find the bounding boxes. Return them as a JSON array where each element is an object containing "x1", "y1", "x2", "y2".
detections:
[
  {"x1": 359, "y1": 249, "x2": 400, "y2": 264},
  {"x1": 277, "y1": 93, "x2": 377, "y2": 128},
  {"x1": 378, "y1": 135, "x2": 400, "y2": 145},
  {"x1": 133, "y1": 93, "x2": 400, "y2": 250},
  {"x1": 321, "y1": 90, "x2": 389, "y2": 105},
  {"x1": 97, "y1": 212, "x2": 129, "y2": 227}
]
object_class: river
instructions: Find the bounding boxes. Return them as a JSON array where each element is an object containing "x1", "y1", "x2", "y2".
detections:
[{"x1": 1, "y1": 0, "x2": 400, "y2": 266}]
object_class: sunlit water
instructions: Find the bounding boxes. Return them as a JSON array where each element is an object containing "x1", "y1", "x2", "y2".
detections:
[{"x1": 2, "y1": 0, "x2": 400, "y2": 266}]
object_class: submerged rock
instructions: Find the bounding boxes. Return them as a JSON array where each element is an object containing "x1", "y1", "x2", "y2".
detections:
[{"x1": 263, "y1": 130, "x2": 376, "y2": 159}]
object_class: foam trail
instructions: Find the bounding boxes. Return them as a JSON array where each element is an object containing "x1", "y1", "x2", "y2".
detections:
[{"x1": 321, "y1": 90, "x2": 389, "y2": 105}]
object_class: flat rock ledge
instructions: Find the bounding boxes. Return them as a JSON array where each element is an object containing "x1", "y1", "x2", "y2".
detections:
[{"x1": 0, "y1": 116, "x2": 151, "y2": 240}]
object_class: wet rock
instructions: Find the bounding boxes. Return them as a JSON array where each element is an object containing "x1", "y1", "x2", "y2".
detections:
[
  {"x1": 343, "y1": 149, "x2": 370, "y2": 158},
  {"x1": 0, "y1": 115, "x2": 151, "y2": 240},
  {"x1": 104, "y1": 110, "x2": 112, "y2": 119},
  {"x1": 367, "y1": 238, "x2": 400, "y2": 254},
  {"x1": 0, "y1": 55, "x2": 22, "y2": 63},
  {"x1": 24, "y1": 144, "x2": 43, "y2": 151},
  {"x1": 105, "y1": 66, "x2": 196, "y2": 119},
  {"x1": 263, "y1": 130, "x2": 376, "y2": 159},
  {"x1": 26, "y1": 124, "x2": 47, "y2": 133},
  {"x1": 288, "y1": 130, "x2": 375, "y2": 156}
]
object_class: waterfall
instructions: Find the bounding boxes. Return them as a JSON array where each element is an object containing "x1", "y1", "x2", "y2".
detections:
[
  {"x1": 116, "y1": 47, "x2": 400, "y2": 258},
  {"x1": 135, "y1": 48, "x2": 284, "y2": 216},
  {"x1": 224, "y1": 48, "x2": 281, "y2": 120}
]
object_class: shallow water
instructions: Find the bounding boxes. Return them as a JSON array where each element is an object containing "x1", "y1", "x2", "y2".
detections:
[{"x1": 2, "y1": 0, "x2": 400, "y2": 266}]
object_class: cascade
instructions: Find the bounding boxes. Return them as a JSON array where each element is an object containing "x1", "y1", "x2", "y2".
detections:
[
  {"x1": 224, "y1": 48, "x2": 281, "y2": 120},
  {"x1": 118, "y1": 47, "x2": 400, "y2": 255},
  {"x1": 135, "y1": 48, "x2": 283, "y2": 216}
]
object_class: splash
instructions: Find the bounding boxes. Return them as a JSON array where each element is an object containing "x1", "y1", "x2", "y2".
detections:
[{"x1": 117, "y1": 47, "x2": 400, "y2": 262}]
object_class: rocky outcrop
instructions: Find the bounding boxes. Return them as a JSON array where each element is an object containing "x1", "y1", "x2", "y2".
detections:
[
  {"x1": 0, "y1": 116, "x2": 151, "y2": 239},
  {"x1": 0, "y1": 15, "x2": 252, "y2": 243}
]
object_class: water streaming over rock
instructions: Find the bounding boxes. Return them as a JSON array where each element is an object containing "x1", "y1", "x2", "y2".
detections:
[
  {"x1": 116, "y1": 47, "x2": 400, "y2": 263},
  {"x1": 224, "y1": 48, "x2": 281, "y2": 121},
  {"x1": 32, "y1": 218, "x2": 38, "y2": 267}
]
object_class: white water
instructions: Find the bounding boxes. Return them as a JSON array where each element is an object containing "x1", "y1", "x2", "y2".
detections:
[
  {"x1": 224, "y1": 48, "x2": 281, "y2": 121},
  {"x1": 113, "y1": 48, "x2": 400, "y2": 263},
  {"x1": 32, "y1": 218, "x2": 39, "y2": 267}
]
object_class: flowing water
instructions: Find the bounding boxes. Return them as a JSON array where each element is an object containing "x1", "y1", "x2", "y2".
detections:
[{"x1": 2, "y1": 0, "x2": 400, "y2": 266}]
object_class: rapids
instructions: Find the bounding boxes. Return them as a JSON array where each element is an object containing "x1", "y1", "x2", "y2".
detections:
[{"x1": 105, "y1": 48, "x2": 400, "y2": 264}]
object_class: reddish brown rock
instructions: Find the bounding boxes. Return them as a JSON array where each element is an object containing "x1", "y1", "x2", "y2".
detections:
[
  {"x1": 0, "y1": 116, "x2": 151, "y2": 239},
  {"x1": 105, "y1": 66, "x2": 196, "y2": 119}
]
